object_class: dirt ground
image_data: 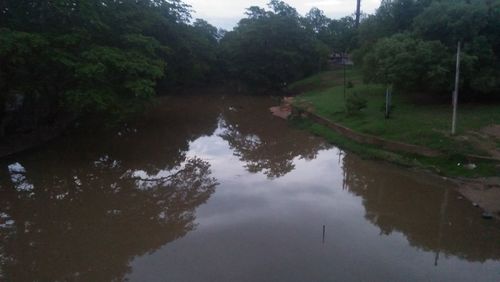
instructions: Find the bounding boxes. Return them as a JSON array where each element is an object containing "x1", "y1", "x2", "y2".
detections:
[
  {"x1": 481, "y1": 124, "x2": 500, "y2": 139},
  {"x1": 270, "y1": 97, "x2": 294, "y2": 119},
  {"x1": 456, "y1": 177, "x2": 500, "y2": 219},
  {"x1": 458, "y1": 125, "x2": 500, "y2": 219},
  {"x1": 463, "y1": 124, "x2": 500, "y2": 159}
]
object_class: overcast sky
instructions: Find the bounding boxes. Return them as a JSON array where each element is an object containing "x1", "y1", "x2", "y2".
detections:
[{"x1": 185, "y1": 0, "x2": 381, "y2": 30}]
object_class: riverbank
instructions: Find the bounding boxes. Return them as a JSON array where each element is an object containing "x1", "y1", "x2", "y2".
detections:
[
  {"x1": 289, "y1": 67, "x2": 500, "y2": 177},
  {"x1": 0, "y1": 116, "x2": 75, "y2": 159},
  {"x1": 288, "y1": 67, "x2": 500, "y2": 218}
]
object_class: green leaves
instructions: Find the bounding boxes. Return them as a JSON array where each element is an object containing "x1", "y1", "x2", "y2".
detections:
[
  {"x1": 0, "y1": 29, "x2": 49, "y2": 57},
  {"x1": 0, "y1": 0, "x2": 203, "y2": 123},
  {"x1": 68, "y1": 43, "x2": 165, "y2": 116},
  {"x1": 0, "y1": 29, "x2": 52, "y2": 95},
  {"x1": 220, "y1": 2, "x2": 328, "y2": 90},
  {"x1": 358, "y1": 0, "x2": 500, "y2": 98},
  {"x1": 413, "y1": 1, "x2": 489, "y2": 46},
  {"x1": 363, "y1": 34, "x2": 450, "y2": 92}
]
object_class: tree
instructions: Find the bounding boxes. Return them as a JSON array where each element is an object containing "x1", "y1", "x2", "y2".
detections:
[
  {"x1": 0, "y1": 0, "x2": 225, "y2": 136},
  {"x1": 362, "y1": 34, "x2": 451, "y2": 93},
  {"x1": 356, "y1": 0, "x2": 500, "y2": 99},
  {"x1": 327, "y1": 16, "x2": 357, "y2": 52},
  {"x1": 304, "y1": 7, "x2": 331, "y2": 34},
  {"x1": 220, "y1": 1, "x2": 329, "y2": 90}
]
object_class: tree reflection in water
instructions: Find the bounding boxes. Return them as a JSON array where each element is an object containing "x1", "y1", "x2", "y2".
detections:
[
  {"x1": 0, "y1": 157, "x2": 217, "y2": 281},
  {"x1": 0, "y1": 98, "x2": 220, "y2": 282},
  {"x1": 0, "y1": 94, "x2": 499, "y2": 280},
  {"x1": 218, "y1": 96, "x2": 330, "y2": 178},
  {"x1": 341, "y1": 152, "x2": 500, "y2": 264}
]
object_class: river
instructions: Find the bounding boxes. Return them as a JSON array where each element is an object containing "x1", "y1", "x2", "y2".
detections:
[{"x1": 0, "y1": 94, "x2": 499, "y2": 281}]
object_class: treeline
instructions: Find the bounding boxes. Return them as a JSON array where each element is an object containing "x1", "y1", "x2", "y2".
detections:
[
  {"x1": 221, "y1": 2, "x2": 337, "y2": 90},
  {"x1": 0, "y1": 0, "x2": 351, "y2": 136},
  {"x1": 356, "y1": 0, "x2": 500, "y2": 99},
  {"x1": 0, "y1": 0, "x2": 222, "y2": 136},
  {"x1": 1, "y1": 0, "x2": 500, "y2": 137}
]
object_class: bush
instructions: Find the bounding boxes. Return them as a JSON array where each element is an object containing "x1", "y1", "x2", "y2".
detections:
[{"x1": 345, "y1": 92, "x2": 367, "y2": 115}]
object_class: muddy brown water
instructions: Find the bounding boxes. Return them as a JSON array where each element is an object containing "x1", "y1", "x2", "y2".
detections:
[{"x1": 0, "y1": 94, "x2": 499, "y2": 281}]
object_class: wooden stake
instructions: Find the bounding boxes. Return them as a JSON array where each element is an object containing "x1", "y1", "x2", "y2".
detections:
[{"x1": 385, "y1": 86, "x2": 390, "y2": 119}]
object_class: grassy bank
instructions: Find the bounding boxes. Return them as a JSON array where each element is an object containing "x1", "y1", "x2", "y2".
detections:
[{"x1": 290, "y1": 67, "x2": 500, "y2": 178}]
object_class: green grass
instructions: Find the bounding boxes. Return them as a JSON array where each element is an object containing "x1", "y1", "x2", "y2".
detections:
[
  {"x1": 291, "y1": 67, "x2": 500, "y2": 177},
  {"x1": 292, "y1": 117, "x2": 499, "y2": 178},
  {"x1": 288, "y1": 67, "x2": 363, "y2": 93}
]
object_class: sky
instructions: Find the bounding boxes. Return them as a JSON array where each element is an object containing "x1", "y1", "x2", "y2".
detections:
[{"x1": 185, "y1": 0, "x2": 381, "y2": 30}]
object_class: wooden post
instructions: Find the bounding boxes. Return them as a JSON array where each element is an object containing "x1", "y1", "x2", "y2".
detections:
[
  {"x1": 389, "y1": 87, "x2": 392, "y2": 115},
  {"x1": 385, "y1": 86, "x2": 390, "y2": 119},
  {"x1": 451, "y1": 41, "x2": 461, "y2": 135}
]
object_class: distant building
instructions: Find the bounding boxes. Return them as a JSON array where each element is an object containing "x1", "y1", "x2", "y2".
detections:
[{"x1": 329, "y1": 52, "x2": 353, "y2": 65}]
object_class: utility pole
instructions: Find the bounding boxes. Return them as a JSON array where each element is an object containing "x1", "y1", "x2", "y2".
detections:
[
  {"x1": 343, "y1": 52, "x2": 346, "y2": 99},
  {"x1": 451, "y1": 41, "x2": 461, "y2": 135},
  {"x1": 355, "y1": 0, "x2": 361, "y2": 28},
  {"x1": 343, "y1": 51, "x2": 347, "y2": 112}
]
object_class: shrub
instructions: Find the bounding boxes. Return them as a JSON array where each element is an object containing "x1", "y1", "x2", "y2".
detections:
[{"x1": 345, "y1": 92, "x2": 367, "y2": 115}]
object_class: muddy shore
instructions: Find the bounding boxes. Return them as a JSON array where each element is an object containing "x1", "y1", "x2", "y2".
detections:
[{"x1": 455, "y1": 177, "x2": 500, "y2": 220}]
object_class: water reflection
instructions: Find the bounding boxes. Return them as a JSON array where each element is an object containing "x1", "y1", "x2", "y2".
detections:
[
  {"x1": 0, "y1": 95, "x2": 224, "y2": 280},
  {"x1": 0, "y1": 94, "x2": 498, "y2": 281},
  {"x1": 0, "y1": 155, "x2": 217, "y2": 281},
  {"x1": 218, "y1": 96, "x2": 329, "y2": 178},
  {"x1": 77, "y1": 95, "x2": 222, "y2": 175},
  {"x1": 342, "y1": 153, "x2": 500, "y2": 264},
  {"x1": 0, "y1": 94, "x2": 330, "y2": 280},
  {"x1": 126, "y1": 147, "x2": 500, "y2": 282}
]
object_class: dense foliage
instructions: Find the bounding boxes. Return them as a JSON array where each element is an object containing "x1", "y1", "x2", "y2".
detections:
[
  {"x1": 0, "y1": 0, "x2": 359, "y2": 136},
  {"x1": 0, "y1": 0, "x2": 220, "y2": 135},
  {"x1": 357, "y1": 0, "x2": 500, "y2": 98},
  {"x1": 362, "y1": 34, "x2": 451, "y2": 92},
  {"x1": 219, "y1": 1, "x2": 328, "y2": 90},
  {"x1": 1, "y1": 0, "x2": 499, "y2": 139}
]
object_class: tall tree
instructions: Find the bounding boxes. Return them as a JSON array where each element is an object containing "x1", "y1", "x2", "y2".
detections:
[
  {"x1": 357, "y1": 0, "x2": 500, "y2": 99},
  {"x1": 0, "y1": 0, "x2": 223, "y2": 137},
  {"x1": 220, "y1": 1, "x2": 329, "y2": 90}
]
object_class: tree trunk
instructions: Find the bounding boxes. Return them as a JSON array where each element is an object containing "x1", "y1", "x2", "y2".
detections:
[{"x1": 0, "y1": 95, "x2": 6, "y2": 138}]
